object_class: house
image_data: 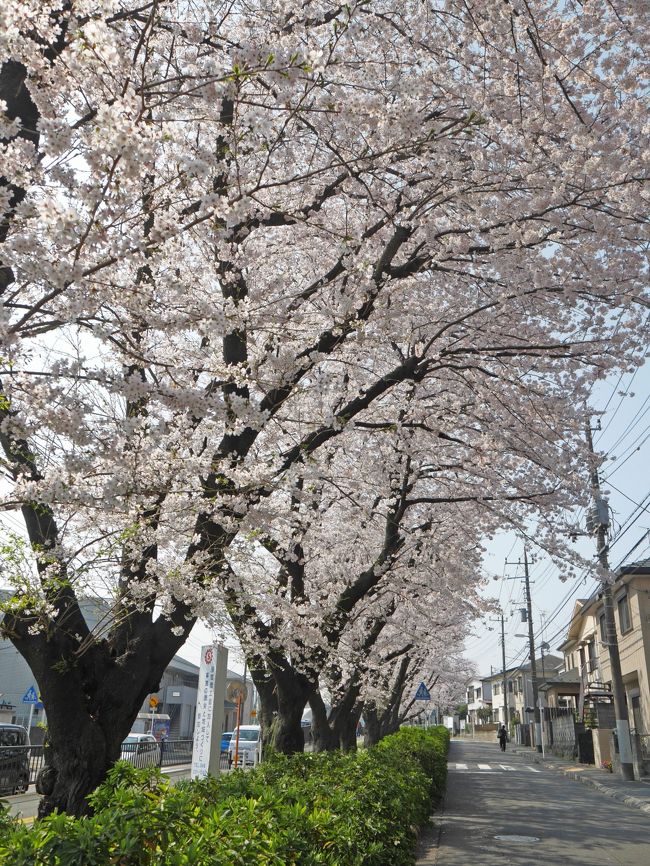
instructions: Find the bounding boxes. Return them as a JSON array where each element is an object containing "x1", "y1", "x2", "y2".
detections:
[
  {"x1": 553, "y1": 597, "x2": 612, "y2": 722},
  {"x1": 466, "y1": 678, "x2": 492, "y2": 726},
  {"x1": 485, "y1": 654, "x2": 564, "y2": 726},
  {"x1": 556, "y1": 561, "x2": 650, "y2": 737}
]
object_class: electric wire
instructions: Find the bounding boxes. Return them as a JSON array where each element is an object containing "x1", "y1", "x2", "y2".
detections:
[{"x1": 595, "y1": 366, "x2": 641, "y2": 444}]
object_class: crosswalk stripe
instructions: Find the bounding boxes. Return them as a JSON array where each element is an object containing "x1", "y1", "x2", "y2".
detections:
[{"x1": 451, "y1": 762, "x2": 543, "y2": 773}]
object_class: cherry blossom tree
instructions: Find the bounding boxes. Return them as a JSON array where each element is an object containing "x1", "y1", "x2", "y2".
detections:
[{"x1": 0, "y1": 0, "x2": 648, "y2": 815}]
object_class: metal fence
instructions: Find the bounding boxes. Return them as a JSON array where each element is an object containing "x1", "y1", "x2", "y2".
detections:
[
  {"x1": 158, "y1": 738, "x2": 230, "y2": 771},
  {"x1": 0, "y1": 744, "x2": 44, "y2": 793},
  {"x1": 159, "y1": 738, "x2": 193, "y2": 768},
  {"x1": 1, "y1": 738, "x2": 257, "y2": 794}
]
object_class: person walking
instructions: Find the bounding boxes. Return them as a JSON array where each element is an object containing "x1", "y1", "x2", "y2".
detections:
[{"x1": 497, "y1": 723, "x2": 508, "y2": 752}]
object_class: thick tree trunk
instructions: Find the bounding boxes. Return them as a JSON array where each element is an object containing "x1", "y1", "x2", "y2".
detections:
[
  {"x1": 308, "y1": 689, "x2": 337, "y2": 752},
  {"x1": 247, "y1": 660, "x2": 278, "y2": 756},
  {"x1": 4, "y1": 609, "x2": 188, "y2": 817},
  {"x1": 36, "y1": 723, "x2": 119, "y2": 818},
  {"x1": 329, "y1": 685, "x2": 363, "y2": 751},
  {"x1": 311, "y1": 667, "x2": 364, "y2": 752},
  {"x1": 337, "y1": 705, "x2": 362, "y2": 752},
  {"x1": 35, "y1": 676, "x2": 152, "y2": 817},
  {"x1": 268, "y1": 666, "x2": 311, "y2": 754},
  {"x1": 363, "y1": 706, "x2": 383, "y2": 748}
]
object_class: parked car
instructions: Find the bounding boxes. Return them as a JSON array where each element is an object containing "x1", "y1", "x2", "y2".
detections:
[
  {"x1": 228, "y1": 725, "x2": 261, "y2": 764},
  {"x1": 120, "y1": 733, "x2": 161, "y2": 767},
  {"x1": 0, "y1": 723, "x2": 30, "y2": 795},
  {"x1": 220, "y1": 731, "x2": 233, "y2": 753}
]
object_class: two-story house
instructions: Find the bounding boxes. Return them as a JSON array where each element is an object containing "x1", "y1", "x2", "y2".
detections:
[
  {"x1": 554, "y1": 561, "x2": 650, "y2": 737},
  {"x1": 486, "y1": 654, "x2": 563, "y2": 727},
  {"x1": 553, "y1": 597, "x2": 611, "y2": 720},
  {"x1": 595, "y1": 562, "x2": 650, "y2": 738},
  {"x1": 466, "y1": 678, "x2": 492, "y2": 726}
]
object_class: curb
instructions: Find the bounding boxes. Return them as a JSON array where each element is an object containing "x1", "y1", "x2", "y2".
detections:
[
  {"x1": 559, "y1": 767, "x2": 650, "y2": 815},
  {"x1": 511, "y1": 747, "x2": 650, "y2": 817}
]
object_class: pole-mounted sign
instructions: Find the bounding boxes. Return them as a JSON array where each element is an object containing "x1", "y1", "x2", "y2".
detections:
[
  {"x1": 415, "y1": 682, "x2": 431, "y2": 701},
  {"x1": 22, "y1": 686, "x2": 38, "y2": 704}
]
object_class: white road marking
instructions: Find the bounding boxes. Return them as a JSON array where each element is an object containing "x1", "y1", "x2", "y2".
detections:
[{"x1": 451, "y1": 762, "x2": 544, "y2": 773}]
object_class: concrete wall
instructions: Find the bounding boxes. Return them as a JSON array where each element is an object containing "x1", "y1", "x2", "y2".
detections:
[{"x1": 592, "y1": 728, "x2": 612, "y2": 768}]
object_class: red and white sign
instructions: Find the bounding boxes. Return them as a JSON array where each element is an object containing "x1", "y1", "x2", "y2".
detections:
[{"x1": 191, "y1": 644, "x2": 217, "y2": 779}]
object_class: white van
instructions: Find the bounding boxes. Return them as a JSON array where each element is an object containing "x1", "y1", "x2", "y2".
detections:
[
  {"x1": 228, "y1": 725, "x2": 261, "y2": 765},
  {"x1": 120, "y1": 733, "x2": 161, "y2": 767}
]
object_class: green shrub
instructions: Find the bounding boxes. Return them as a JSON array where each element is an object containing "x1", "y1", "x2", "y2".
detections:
[{"x1": 0, "y1": 727, "x2": 448, "y2": 866}]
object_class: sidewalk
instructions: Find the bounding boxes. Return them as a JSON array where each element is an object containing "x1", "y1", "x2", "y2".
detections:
[{"x1": 509, "y1": 745, "x2": 650, "y2": 815}]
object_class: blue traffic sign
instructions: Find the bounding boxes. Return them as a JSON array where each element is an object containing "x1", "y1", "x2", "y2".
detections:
[
  {"x1": 415, "y1": 681, "x2": 431, "y2": 701},
  {"x1": 22, "y1": 685, "x2": 38, "y2": 704}
]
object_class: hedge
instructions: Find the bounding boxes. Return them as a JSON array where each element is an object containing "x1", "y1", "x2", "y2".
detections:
[{"x1": 0, "y1": 726, "x2": 449, "y2": 866}]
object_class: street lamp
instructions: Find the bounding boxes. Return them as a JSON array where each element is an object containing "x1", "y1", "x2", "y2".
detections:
[{"x1": 540, "y1": 642, "x2": 550, "y2": 681}]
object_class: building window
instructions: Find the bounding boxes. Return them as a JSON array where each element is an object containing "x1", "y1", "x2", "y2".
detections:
[
  {"x1": 599, "y1": 615, "x2": 607, "y2": 643},
  {"x1": 493, "y1": 683, "x2": 500, "y2": 695},
  {"x1": 508, "y1": 680, "x2": 513, "y2": 693},
  {"x1": 617, "y1": 595, "x2": 632, "y2": 634}
]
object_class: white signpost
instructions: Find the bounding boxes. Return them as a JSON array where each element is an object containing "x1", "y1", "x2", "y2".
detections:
[{"x1": 190, "y1": 644, "x2": 228, "y2": 779}]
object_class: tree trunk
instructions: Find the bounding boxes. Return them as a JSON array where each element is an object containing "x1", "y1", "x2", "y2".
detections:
[
  {"x1": 36, "y1": 723, "x2": 118, "y2": 818},
  {"x1": 363, "y1": 706, "x2": 383, "y2": 748},
  {"x1": 312, "y1": 666, "x2": 364, "y2": 752},
  {"x1": 330, "y1": 683, "x2": 363, "y2": 751},
  {"x1": 308, "y1": 689, "x2": 337, "y2": 752},
  {"x1": 4, "y1": 610, "x2": 188, "y2": 817},
  {"x1": 268, "y1": 664, "x2": 311, "y2": 754},
  {"x1": 247, "y1": 659, "x2": 278, "y2": 756},
  {"x1": 35, "y1": 672, "x2": 155, "y2": 817},
  {"x1": 337, "y1": 704, "x2": 362, "y2": 752}
]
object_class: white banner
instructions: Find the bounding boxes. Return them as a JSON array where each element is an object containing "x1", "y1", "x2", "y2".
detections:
[{"x1": 190, "y1": 645, "x2": 217, "y2": 779}]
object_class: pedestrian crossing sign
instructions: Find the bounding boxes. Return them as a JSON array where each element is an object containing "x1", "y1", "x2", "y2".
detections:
[
  {"x1": 22, "y1": 685, "x2": 38, "y2": 704},
  {"x1": 415, "y1": 681, "x2": 431, "y2": 700}
]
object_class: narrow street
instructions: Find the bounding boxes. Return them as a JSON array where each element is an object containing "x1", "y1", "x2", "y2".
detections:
[{"x1": 419, "y1": 738, "x2": 650, "y2": 865}]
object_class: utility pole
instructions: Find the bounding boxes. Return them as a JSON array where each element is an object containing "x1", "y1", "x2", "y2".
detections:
[
  {"x1": 501, "y1": 613, "x2": 508, "y2": 728},
  {"x1": 585, "y1": 422, "x2": 635, "y2": 781},
  {"x1": 490, "y1": 612, "x2": 508, "y2": 727},
  {"x1": 524, "y1": 549, "x2": 542, "y2": 753},
  {"x1": 507, "y1": 550, "x2": 542, "y2": 752}
]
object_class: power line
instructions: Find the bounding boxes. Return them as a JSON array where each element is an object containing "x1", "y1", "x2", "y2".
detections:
[{"x1": 602, "y1": 425, "x2": 650, "y2": 481}]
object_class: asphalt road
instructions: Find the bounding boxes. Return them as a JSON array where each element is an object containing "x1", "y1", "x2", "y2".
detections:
[{"x1": 418, "y1": 738, "x2": 650, "y2": 865}]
